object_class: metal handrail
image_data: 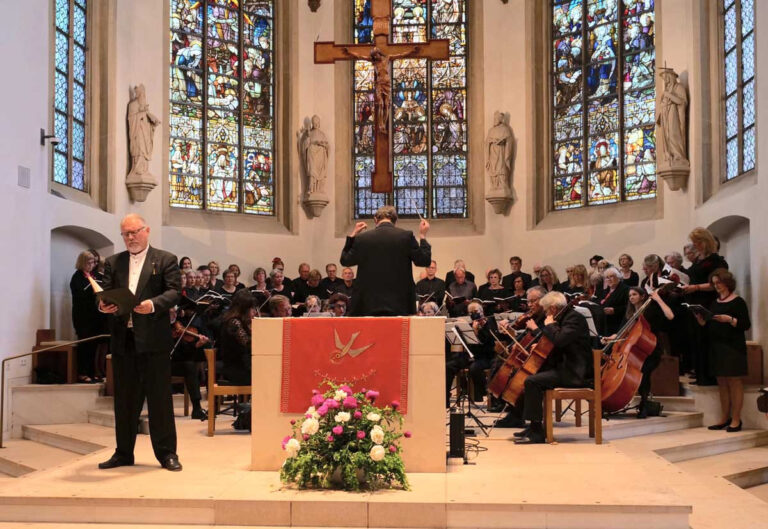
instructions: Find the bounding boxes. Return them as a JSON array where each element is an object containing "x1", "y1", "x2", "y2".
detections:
[{"x1": 0, "y1": 334, "x2": 110, "y2": 448}]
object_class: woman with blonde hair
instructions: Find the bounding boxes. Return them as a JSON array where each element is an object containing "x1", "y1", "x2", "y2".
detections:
[
  {"x1": 565, "y1": 264, "x2": 589, "y2": 294},
  {"x1": 684, "y1": 227, "x2": 728, "y2": 385},
  {"x1": 618, "y1": 253, "x2": 639, "y2": 286},
  {"x1": 70, "y1": 250, "x2": 105, "y2": 383},
  {"x1": 538, "y1": 265, "x2": 560, "y2": 293}
]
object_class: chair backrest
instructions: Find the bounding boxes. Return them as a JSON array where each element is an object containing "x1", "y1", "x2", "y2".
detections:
[
  {"x1": 592, "y1": 349, "x2": 602, "y2": 401},
  {"x1": 36, "y1": 329, "x2": 55, "y2": 346},
  {"x1": 204, "y1": 348, "x2": 216, "y2": 386}
]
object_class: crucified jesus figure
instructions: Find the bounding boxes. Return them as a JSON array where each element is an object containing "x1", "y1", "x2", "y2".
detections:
[{"x1": 343, "y1": 46, "x2": 421, "y2": 134}]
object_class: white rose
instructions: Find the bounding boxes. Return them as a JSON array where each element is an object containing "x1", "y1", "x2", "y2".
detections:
[
  {"x1": 301, "y1": 417, "x2": 319, "y2": 436},
  {"x1": 285, "y1": 438, "x2": 301, "y2": 458},
  {"x1": 366, "y1": 412, "x2": 381, "y2": 422},
  {"x1": 334, "y1": 389, "x2": 348, "y2": 401},
  {"x1": 370, "y1": 427, "x2": 385, "y2": 444},
  {"x1": 335, "y1": 411, "x2": 351, "y2": 423},
  {"x1": 370, "y1": 444, "x2": 386, "y2": 462}
]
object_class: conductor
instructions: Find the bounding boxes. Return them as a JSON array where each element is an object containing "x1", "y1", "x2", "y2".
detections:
[{"x1": 340, "y1": 205, "x2": 431, "y2": 316}]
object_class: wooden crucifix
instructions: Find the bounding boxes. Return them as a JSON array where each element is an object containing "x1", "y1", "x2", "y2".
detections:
[{"x1": 314, "y1": 0, "x2": 449, "y2": 193}]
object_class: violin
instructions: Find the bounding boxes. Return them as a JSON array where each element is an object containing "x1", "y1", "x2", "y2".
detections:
[
  {"x1": 172, "y1": 320, "x2": 207, "y2": 344},
  {"x1": 511, "y1": 311, "x2": 534, "y2": 330}
]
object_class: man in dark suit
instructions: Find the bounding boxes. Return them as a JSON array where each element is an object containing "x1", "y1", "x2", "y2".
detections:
[
  {"x1": 340, "y1": 206, "x2": 431, "y2": 316},
  {"x1": 501, "y1": 256, "x2": 533, "y2": 290},
  {"x1": 98, "y1": 214, "x2": 183, "y2": 471},
  {"x1": 514, "y1": 291, "x2": 593, "y2": 444}
]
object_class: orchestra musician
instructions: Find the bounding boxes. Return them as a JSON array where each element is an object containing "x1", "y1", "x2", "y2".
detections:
[
  {"x1": 514, "y1": 291, "x2": 592, "y2": 444},
  {"x1": 602, "y1": 286, "x2": 678, "y2": 418},
  {"x1": 492, "y1": 286, "x2": 547, "y2": 427},
  {"x1": 169, "y1": 305, "x2": 210, "y2": 420}
]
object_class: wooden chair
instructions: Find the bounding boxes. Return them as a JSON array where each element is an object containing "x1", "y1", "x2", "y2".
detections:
[
  {"x1": 544, "y1": 349, "x2": 603, "y2": 444},
  {"x1": 205, "y1": 348, "x2": 251, "y2": 436},
  {"x1": 170, "y1": 376, "x2": 190, "y2": 416},
  {"x1": 33, "y1": 329, "x2": 77, "y2": 384}
]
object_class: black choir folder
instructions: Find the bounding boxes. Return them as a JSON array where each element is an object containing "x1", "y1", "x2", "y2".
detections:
[
  {"x1": 682, "y1": 303, "x2": 713, "y2": 321},
  {"x1": 97, "y1": 288, "x2": 137, "y2": 316}
]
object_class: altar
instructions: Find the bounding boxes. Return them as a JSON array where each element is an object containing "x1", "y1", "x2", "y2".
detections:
[{"x1": 250, "y1": 317, "x2": 447, "y2": 473}]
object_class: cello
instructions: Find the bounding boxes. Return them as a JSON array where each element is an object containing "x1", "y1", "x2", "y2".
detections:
[{"x1": 600, "y1": 293, "x2": 657, "y2": 413}]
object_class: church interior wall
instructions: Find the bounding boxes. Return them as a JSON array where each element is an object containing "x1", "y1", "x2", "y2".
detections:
[{"x1": 1, "y1": 0, "x2": 767, "y2": 388}]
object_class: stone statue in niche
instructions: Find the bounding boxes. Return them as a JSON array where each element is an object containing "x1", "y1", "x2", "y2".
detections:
[
  {"x1": 299, "y1": 115, "x2": 330, "y2": 217},
  {"x1": 656, "y1": 67, "x2": 690, "y2": 190},
  {"x1": 126, "y1": 84, "x2": 161, "y2": 202},
  {"x1": 485, "y1": 111, "x2": 515, "y2": 214}
]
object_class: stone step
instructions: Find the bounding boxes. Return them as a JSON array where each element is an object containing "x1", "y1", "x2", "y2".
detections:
[
  {"x1": 87, "y1": 410, "x2": 149, "y2": 434},
  {"x1": 602, "y1": 411, "x2": 703, "y2": 441},
  {"x1": 630, "y1": 395, "x2": 697, "y2": 412},
  {"x1": 0, "y1": 439, "x2": 80, "y2": 477},
  {"x1": 675, "y1": 446, "x2": 768, "y2": 488},
  {"x1": 22, "y1": 424, "x2": 111, "y2": 455},
  {"x1": 745, "y1": 482, "x2": 768, "y2": 503},
  {"x1": 653, "y1": 429, "x2": 768, "y2": 463},
  {"x1": 94, "y1": 393, "x2": 190, "y2": 410}
]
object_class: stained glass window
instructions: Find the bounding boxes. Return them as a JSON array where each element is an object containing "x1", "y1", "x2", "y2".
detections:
[
  {"x1": 52, "y1": 0, "x2": 88, "y2": 191},
  {"x1": 353, "y1": 0, "x2": 469, "y2": 219},
  {"x1": 723, "y1": 0, "x2": 755, "y2": 180},
  {"x1": 551, "y1": 0, "x2": 656, "y2": 210},
  {"x1": 169, "y1": 0, "x2": 275, "y2": 215}
]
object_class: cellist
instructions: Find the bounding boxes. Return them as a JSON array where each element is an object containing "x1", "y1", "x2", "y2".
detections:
[
  {"x1": 515, "y1": 291, "x2": 592, "y2": 444},
  {"x1": 601, "y1": 286, "x2": 678, "y2": 418}
]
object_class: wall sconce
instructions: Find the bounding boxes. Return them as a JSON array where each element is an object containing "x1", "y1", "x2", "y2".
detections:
[{"x1": 40, "y1": 128, "x2": 61, "y2": 147}]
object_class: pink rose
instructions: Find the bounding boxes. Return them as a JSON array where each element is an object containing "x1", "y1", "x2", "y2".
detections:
[
  {"x1": 282, "y1": 435, "x2": 292, "y2": 449},
  {"x1": 343, "y1": 396, "x2": 358, "y2": 409},
  {"x1": 332, "y1": 425, "x2": 343, "y2": 435},
  {"x1": 303, "y1": 434, "x2": 310, "y2": 441},
  {"x1": 311, "y1": 394, "x2": 325, "y2": 407},
  {"x1": 317, "y1": 405, "x2": 329, "y2": 417},
  {"x1": 324, "y1": 398, "x2": 340, "y2": 409},
  {"x1": 404, "y1": 431, "x2": 412, "y2": 438},
  {"x1": 340, "y1": 385, "x2": 353, "y2": 394},
  {"x1": 356, "y1": 430, "x2": 366, "y2": 440},
  {"x1": 353, "y1": 411, "x2": 362, "y2": 419},
  {"x1": 327, "y1": 435, "x2": 335, "y2": 442},
  {"x1": 365, "y1": 390, "x2": 380, "y2": 402},
  {"x1": 305, "y1": 414, "x2": 312, "y2": 419},
  {"x1": 389, "y1": 445, "x2": 397, "y2": 453},
  {"x1": 391, "y1": 400, "x2": 400, "y2": 410}
]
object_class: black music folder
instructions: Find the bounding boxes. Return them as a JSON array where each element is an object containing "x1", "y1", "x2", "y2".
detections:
[{"x1": 97, "y1": 288, "x2": 137, "y2": 316}]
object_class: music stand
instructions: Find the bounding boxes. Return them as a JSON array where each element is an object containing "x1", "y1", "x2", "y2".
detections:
[{"x1": 445, "y1": 320, "x2": 490, "y2": 437}]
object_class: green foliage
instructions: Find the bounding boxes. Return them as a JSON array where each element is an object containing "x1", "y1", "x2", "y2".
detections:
[{"x1": 279, "y1": 381, "x2": 411, "y2": 492}]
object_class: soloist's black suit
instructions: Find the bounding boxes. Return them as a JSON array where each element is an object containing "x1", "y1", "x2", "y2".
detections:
[
  {"x1": 102, "y1": 246, "x2": 181, "y2": 463},
  {"x1": 340, "y1": 223, "x2": 431, "y2": 316}
]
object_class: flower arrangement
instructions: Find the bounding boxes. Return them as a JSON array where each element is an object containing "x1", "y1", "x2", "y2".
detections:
[{"x1": 279, "y1": 381, "x2": 411, "y2": 491}]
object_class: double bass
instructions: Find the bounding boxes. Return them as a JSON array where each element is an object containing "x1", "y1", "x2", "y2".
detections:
[{"x1": 600, "y1": 293, "x2": 657, "y2": 413}]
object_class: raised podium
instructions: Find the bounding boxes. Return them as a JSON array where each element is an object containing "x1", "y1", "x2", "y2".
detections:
[{"x1": 250, "y1": 317, "x2": 446, "y2": 473}]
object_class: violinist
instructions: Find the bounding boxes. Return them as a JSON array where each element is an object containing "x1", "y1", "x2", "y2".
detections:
[
  {"x1": 515, "y1": 291, "x2": 592, "y2": 444},
  {"x1": 169, "y1": 305, "x2": 211, "y2": 420},
  {"x1": 492, "y1": 286, "x2": 547, "y2": 427},
  {"x1": 444, "y1": 302, "x2": 497, "y2": 407},
  {"x1": 602, "y1": 286, "x2": 678, "y2": 418}
]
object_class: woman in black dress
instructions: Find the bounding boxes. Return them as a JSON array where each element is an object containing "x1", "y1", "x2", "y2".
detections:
[
  {"x1": 219, "y1": 290, "x2": 257, "y2": 385},
  {"x1": 478, "y1": 268, "x2": 510, "y2": 315},
  {"x1": 618, "y1": 253, "x2": 640, "y2": 287},
  {"x1": 694, "y1": 269, "x2": 750, "y2": 432},
  {"x1": 683, "y1": 228, "x2": 728, "y2": 385},
  {"x1": 69, "y1": 250, "x2": 104, "y2": 383},
  {"x1": 600, "y1": 267, "x2": 629, "y2": 335},
  {"x1": 603, "y1": 286, "x2": 677, "y2": 418}
]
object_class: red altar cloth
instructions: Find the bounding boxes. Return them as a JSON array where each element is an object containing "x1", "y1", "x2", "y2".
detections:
[{"x1": 280, "y1": 317, "x2": 410, "y2": 413}]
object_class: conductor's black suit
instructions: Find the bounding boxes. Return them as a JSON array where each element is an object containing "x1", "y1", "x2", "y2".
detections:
[{"x1": 340, "y1": 222, "x2": 431, "y2": 316}]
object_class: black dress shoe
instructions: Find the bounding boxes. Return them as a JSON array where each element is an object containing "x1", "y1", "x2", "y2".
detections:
[
  {"x1": 98, "y1": 454, "x2": 134, "y2": 469},
  {"x1": 191, "y1": 408, "x2": 208, "y2": 420},
  {"x1": 162, "y1": 455, "x2": 183, "y2": 471},
  {"x1": 636, "y1": 406, "x2": 648, "y2": 419},
  {"x1": 494, "y1": 414, "x2": 526, "y2": 428},
  {"x1": 726, "y1": 421, "x2": 743, "y2": 433},
  {"x1": 513, "y1": 426, "x2": 531, "y2": 438},
  {"x1": 708, "y1": 418, "x2": 732, "y2": 430},
  {"x1": 513, "y1": 432, "x2": 545, "y2": 444}
]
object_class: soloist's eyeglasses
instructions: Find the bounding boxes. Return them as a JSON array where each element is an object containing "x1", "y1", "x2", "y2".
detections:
[{"x1": 121, "y1": 226, "x2": 147, "y2": 238}]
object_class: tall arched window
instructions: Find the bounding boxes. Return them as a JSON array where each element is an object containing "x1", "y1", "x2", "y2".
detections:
[
  {"x1": 53, "y1": 0, "x2": 88, "y2": 192},
  {"x1": 353, "y1": 0, "x2": 469, "y2": 219},
  {"x1": 169, "y1": 0, "x2": 275, "y2": 215},
  {"x1": 723, "y1": 0, "x2": 755, "y2": 180},
  {"x1": 551, "y1": 0, "x2": 656, "y2": 210}
]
